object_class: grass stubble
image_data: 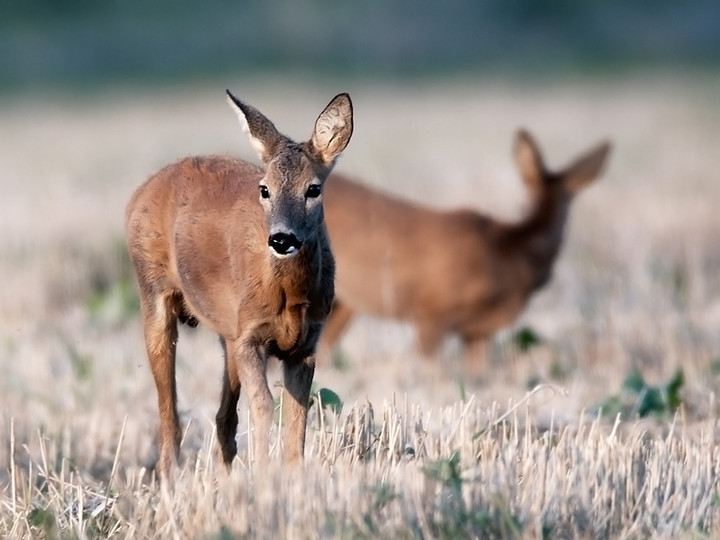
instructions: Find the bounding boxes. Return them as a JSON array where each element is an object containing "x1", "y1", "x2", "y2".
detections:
[
  {"x1": 2, "y1": 393, "x2": 720, "y2": 538},
  {"x1": 1, "y1": 73, "x2": 720, "y2": 537}
]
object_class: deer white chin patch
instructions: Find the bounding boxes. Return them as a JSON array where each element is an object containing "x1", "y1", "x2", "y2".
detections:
[{"x1": 268, "y1": 245, "x2": 300, "y2": 259}]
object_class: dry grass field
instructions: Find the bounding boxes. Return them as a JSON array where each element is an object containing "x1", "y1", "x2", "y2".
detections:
[{"x1": 1, "y1": 73, "x2": 720, "y2": 538}]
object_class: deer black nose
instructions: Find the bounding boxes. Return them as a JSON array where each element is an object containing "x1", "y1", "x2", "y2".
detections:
[{"x1": 268, "y1": 232, "x2": 302, "y2": 256}]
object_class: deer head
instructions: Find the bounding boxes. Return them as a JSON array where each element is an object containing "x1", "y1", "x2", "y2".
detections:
[{"x1": 226, "y1": 90, "x2": 353, "y2": 258}]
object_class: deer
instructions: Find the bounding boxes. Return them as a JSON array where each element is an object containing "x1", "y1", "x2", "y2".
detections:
[
  {"x1": 319, "y1": 129, "x2": 610, "y2": 365},
  {"x1": 125, "y1": 90, "x2": 353, "y2": 481}
]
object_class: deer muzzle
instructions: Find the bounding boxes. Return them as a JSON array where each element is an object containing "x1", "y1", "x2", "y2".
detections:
[{"x1": 268, "y1": 232, "x2": 302, "y2": 258}]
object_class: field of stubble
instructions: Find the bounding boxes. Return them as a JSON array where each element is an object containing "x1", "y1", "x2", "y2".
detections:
[{"x1": 1, "y1": 74, "x2": 720, "y2": 538}]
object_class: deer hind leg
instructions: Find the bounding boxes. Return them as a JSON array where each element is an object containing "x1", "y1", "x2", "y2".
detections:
[
  {"x1": 215, "y1": 337, "x2": 241, "y2": 468},
  {"x1": 463, "y1": 336, "x2": 490, "y2": 378},
  {"x1": 140, "y1": 289, "x2": 182, "y2": 481},
  {"x1": 416, "y1": 321, "x2": 446, "y2": 358},
  {"x1": 317, "y1": 300, "x2": 354, "y2": 363},
  {"x1": 230, "y1": 340, "x2": 273, "y2": 467},
  {"x1": 281, "y1": 354, "x2": 316, "y2": 464}
]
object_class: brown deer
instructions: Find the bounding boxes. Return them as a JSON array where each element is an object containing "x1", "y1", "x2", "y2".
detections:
[
  {"x1": 125, "y1": 90, "x2": 353, "y2": 480},
  {"x1": 319, "y1": 129, "x2": 610, "y2": 363}
]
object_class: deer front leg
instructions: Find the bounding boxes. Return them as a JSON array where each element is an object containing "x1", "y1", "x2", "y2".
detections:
[
  {"x1": 281, "y1": 354, "x2": 316, "y2": 463},
  {"x1": 232, "y1": 340, "x2": 274, "y2": 467},
  {"x1": 215, "y1": 337, "x2": 241, "y2": 468},
  {"x1": 141, "y1": 292, "x2": 181, "y2": 481}
]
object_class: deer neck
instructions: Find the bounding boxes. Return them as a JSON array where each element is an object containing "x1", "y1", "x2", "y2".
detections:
[
  {"x1": 495, "y1": 192, "x2": 569, "y2": 292},
  {"x1": 261, "y1": 234, "x2": 334, "y2": 355},
  {"x1": 267, "y1": 236, "x2": 322, "y2": 299}
]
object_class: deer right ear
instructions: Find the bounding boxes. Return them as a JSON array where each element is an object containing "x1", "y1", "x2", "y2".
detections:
[
  {"x1": 514, "y1": 129, "x2": 546, "y2": 193},
  {"x1": 306, "y1": 93, "x2": 354, "y2": 169},
  {"x1": 561, "y1": 140, "x2": 612, "y2": 194},
  {"x1": 226, "y1": 90, "x2": 286, "y2": 163}
]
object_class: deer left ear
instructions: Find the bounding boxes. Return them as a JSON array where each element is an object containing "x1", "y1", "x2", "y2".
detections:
[
  {"x1": 305, "y1": 93, "x2": 354, "y2": 169},
  {"x1": 226, "y1": 90, "x2": 288, "y2": 163},
  {"x1": 514, "y1": 129, "x2": 546, "y2": 195}
]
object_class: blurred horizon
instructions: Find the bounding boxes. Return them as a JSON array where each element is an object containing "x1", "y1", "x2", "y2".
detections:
[{"x1": 2, "y1": 0, "x2": 719, "y2": 95}]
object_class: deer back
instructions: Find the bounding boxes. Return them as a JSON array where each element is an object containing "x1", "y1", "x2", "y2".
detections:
[{"x1": 323, "y1": 129, "x2": 610, "y2": 337}]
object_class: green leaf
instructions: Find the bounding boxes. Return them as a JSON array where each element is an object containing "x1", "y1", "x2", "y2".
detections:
[
  {"x1": 598, "y1": 368, "x2": 685, "y2": 419},
  {"x1": 309, "y1": 387, "x2": 343, "y2": 414},
  {"x1": 637, "y1": 387, "x2": 665, "y2": 417},
  {"x1": 664, "y1": 368, "x2": 684, "y2": 410},
  {"x1": 27, "y1": 507, "x2": 55, "y2": 533},
  {"x1": 87, "y1": 276, "x2": 140, "y2": 326},
  {"x1": 317, "y1": 388, "x2": 343, "y2": 414},
  {"x1": 513, "y1": 327, "x2": 543, "y2": 352},
  {"x1": 621, "y1": 370, "x2": 646, "y2": 393},
  {"x1": 423, "y1": 451, "x2": 462, "y2": 494}
]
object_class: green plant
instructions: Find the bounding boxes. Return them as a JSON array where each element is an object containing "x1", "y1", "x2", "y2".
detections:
[
  {"x1": 84, "y1": 237, "x2": 140, "y2": 326},
  {"x1": 86, "y1": 275, "x2": 139, "y2": 327},
  {"x1": 309, "y1": 384, "x2": 343, "y2": 415},
  {"x1": 423, "y1": 452, "x2": 523, "y2": 538},
  {"x1": 596, "y1": 368, "x2": 684, "y2": 418},
  {"x1": 27, "y1": 506, "x2": 56, "y2": 537},
  {"x1": 512, "y1": 327, "x2": 543, "y2": 353},
  {"x1": 330, "y1": 348, "x2": 350, "y2": 372}
]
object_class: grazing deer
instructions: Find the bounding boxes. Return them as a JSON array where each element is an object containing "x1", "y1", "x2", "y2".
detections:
[
  {"x1": 319, "y1": 129, "x2": 610, "y2": 363},
  {"x1": 125, "y1": 90, "x2": 353, "y2": 480}
]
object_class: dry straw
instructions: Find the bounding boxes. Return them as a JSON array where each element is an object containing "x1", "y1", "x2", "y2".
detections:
[{"x1": 2, "y1": 389, "x2": 719, "y2": 539}]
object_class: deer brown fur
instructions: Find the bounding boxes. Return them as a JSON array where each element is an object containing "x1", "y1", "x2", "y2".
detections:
[
  {"x1": 125, "y1": 91, "x2": 353, "y2": 480},
  {"x1": 319, "y1": 129, "x2": 610, "y2": 363}
]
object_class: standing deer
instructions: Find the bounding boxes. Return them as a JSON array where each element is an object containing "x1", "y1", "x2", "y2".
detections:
[
  {"x1": 125, "y1": 90, "x2": 353, "y2": 480},
  {"x1": 319, "y1": 129, "x2": 610, "y2": 363}
]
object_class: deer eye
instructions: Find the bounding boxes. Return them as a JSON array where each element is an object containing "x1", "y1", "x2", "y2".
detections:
[
  {"x1": 259, "y1": 185, "x2": 270, "y2": 199},
  {"x1": 305, "y1": 184, "x2": 321, "y2": 198}
]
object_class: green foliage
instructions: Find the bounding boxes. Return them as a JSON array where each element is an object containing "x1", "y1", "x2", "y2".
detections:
[
  {"x1": 370, "y1": 483, "x2": 399, "y2": 511},
  {"x1": 309, "y1": 385, "x2": 343, "y2": 415},
  {"x1": 596, "y1": 369, "x2": 684, "y2": 419},
  {"x1": 549, "y1": 356, "x2": 572, "y2": 381},
  {"x1": 424, "y1": 451, "x2": 463, "y2": 495},
  {"x1": 86, "y1": 275, "x2": 139, "y2": 327},
  {"x1": 512, "y1": 327, "x2": 543, "y2": 353},
  {"x1": 213, "y1": 525, "x2": 237, "y2": 540},
  {"x1": 27, "y1": 506, "x2": 56, "y2": 537},
  {"x1": 423, "y1": 452, "x2": 523, "y2": 538},
  {"x1": 85, "y1": 236, "x2": 140, "y2": 327},
  {"x1": 330, "y1": 348, "x2": 350, "y2": 372}
]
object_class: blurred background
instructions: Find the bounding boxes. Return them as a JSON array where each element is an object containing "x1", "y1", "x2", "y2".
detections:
[
  {"x1": 1, "y1": 0, "x2": 720, "y2": 470},
  {"x1": 1, "y1": 0, "x2": 719, "y2": 91}
]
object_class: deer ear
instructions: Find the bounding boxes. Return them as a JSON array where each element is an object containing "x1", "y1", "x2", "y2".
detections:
[
  {"x1": 305, "y1": 93, "x2": 354, "y2": 169},
  {"x1": 226, "y1": 90, "x2": 286, "y2": 163},
  {"x1": 561, "y1": 140, "x2": 611, "y2": 194},
  {"x1": 514, "y1": 129, "x2": 546, "y2": 194}
]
